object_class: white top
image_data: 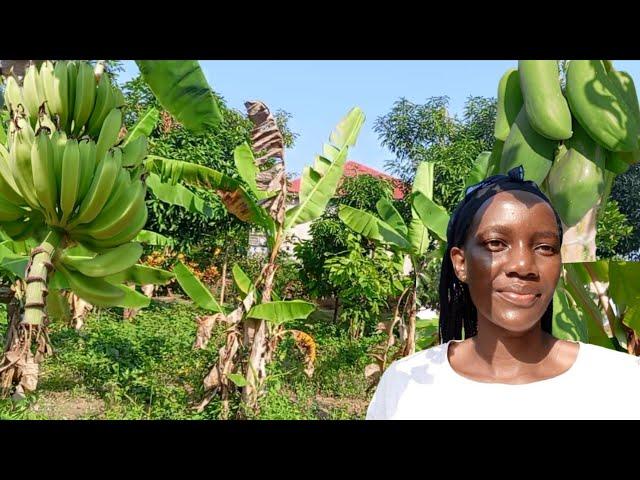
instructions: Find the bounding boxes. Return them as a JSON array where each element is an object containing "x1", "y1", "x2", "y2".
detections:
[{"x1": 366, "y1": 340, "x2": 640, "y2": 420}]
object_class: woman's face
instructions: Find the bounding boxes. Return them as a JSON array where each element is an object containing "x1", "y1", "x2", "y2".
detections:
[{"x1": 450, "y1": 190, "x2": 562, "y2": 334}]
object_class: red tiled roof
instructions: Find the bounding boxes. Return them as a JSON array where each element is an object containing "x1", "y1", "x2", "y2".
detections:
[{"x1": 288, "y1": 161, "x2": 406, "y2": 200}]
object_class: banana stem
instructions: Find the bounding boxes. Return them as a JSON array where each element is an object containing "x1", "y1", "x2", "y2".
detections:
[{"x1": 23, "y1": 229, "x2": 63, "y2": 326}]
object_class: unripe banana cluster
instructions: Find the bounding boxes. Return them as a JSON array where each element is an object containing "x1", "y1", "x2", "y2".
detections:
[
  {"x1": 1, "y1": 60, "x2": 150, "y2": 306},
  {"x1": 490, "y1": 60, "x2": 640, "y2": 227}
]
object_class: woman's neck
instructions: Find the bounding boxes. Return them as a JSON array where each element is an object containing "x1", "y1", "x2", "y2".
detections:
[{"x1": 465, "y1": 316, "x2": 557, "y2": 378}]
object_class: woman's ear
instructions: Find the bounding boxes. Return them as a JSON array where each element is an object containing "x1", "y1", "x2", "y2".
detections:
[{"x1": 450, "y1": 246, "x2": 467, "y2": 283}]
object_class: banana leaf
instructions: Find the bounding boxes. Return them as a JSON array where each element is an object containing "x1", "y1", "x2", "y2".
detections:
[
  {"x1": 411, "y1": 192, "x2": 450, "y2": 242},
  {"x1": 105, "y1": 264, "x2": 175, "y2": 286},
  {"x1": 376, "y1": 198, "x2": 408, "y2": 236},
  {"x1": 234, "y1": 142, "x2": 273, "y2": 201},
  {"x1": 285, "y1": 107, "x2": 365, "y2": 230},
  {"x1": 465, "y1": 151, "x2": 492, "y2": 190},
  {"x1": 338, "y1": 205, "x2": 411, "y2": 250},
  {"x1": 113, "y1": 284, "x2": 151, "y2": 309},
  {"x1": 146, "y1": 172, "x2": 214, "y2": 218},
  {"x1": 0, "y1": 243, "x2": 28, "y2": 278},
  {"x1": 173, "y1": 261, "x2": 223, "y2": 313},
  {"x1": 409, "y1": 162, "x2": 434, "y2": 255},
  {"x1": 135, "y1": 230, "x2": 175, "y2": 247},
  {"x1": 232, "y1": 263, "x2": 253, "y2": 296},
  {"x1": 136, "y1": 61, "x2": 221, "y2": 133},
  {"x1": 144, "y1": 156, "x2": 273, "y2": 230},
  {"x1": 246, "y1": 300, "x2": 315, "y2": 324},
  {"x1": 552, "y1": 277, "x2": 588, "y2": 342},
  {"x1": 123, "y1": 107, "x2": 159, "y2": 146}
]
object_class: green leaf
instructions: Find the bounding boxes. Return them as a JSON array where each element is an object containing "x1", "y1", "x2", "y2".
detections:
[
  {"x1": 112, "y1": 284, "x2": 152, "y2": 309},
  {"x1": 49, "y1": 270, "x2": 69, "y2": 290},
  {"x1": 465, "y1": 151, "x2": 492, "y2": 190},
  {"x1": 124, "y1": 107, "x2": 159, "y2": 146},
  {"x1": 233, "y1": 143, "x2": 271, "y2": 200},
  {"x1": 173, "y1": 261, "x2": 222, "y2": 313},
  {"x1": 105, "y1": 264, "x2": 175, "y2": 286},
  {"x1": 144, "y1": 156, "x2": 272, "y2": 229},
  {"x1": 135, "y1": 230, "x2": 175, "y2": 247},
  {"x1": 412, "y1": 161, "x2": 434, "y2": 198},
  {"x1": 146, "y1": 172, "x2": 214, "y2": 218},
  {"x1": 552, "y1": 277, "x2": 588, "y2": 342},
  {"x1": 563, "y1": 264, "x2": 614, "y2": 349},
  {"x1": 376, "y1": 198, "x2": 408, "y2": 236},
  {"x1": 232, "y1": 263, "x2": 252, "y2": 296},
  {"x1": 624, "y1": 303, "x2": 640, "y2": 337},
  {"x1": 285, "y1": 107, "x2": 365, "y2": 230},
  {"x1": 338, "y1": 205, "x2": 411, "y2": 250},
  {"x1": 136, "y1": 61, "x2": 221, "y2": 133},
  {"x1": 227, "y1": 373, "x2": 247, "y2": 387},
  {"x1": 45, "y1": 287, "x2": 70, "y2": 323},
  {"x1": 609, "y1": 261, "x2": 640, "y2": 312},
  {"x1": 247, "y1": 300, "x2": 316, "y2": 324},
  {"x1": 408, "y1": 162, "x2": 434, "y2": 255},
  {"x1": 411, "y1": 192, "x2": 450, "y2": 242},
  {"x1": 0, "y1": 243, "x2": 28, "y2": 278}
]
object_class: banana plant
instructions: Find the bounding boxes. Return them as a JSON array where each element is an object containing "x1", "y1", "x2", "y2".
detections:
[
  {"x1": 0, "y1": 59, "x2": 216, "y2": 396},
  {"x1": 154, "y1": 102, "x2": 365, "y2": 416},
  {"x1": 486, "y1": 60, "x2": 640, "y2": 353},
  {"x1": 338, "y1": 161, "x2": 449, "y2": 369}
]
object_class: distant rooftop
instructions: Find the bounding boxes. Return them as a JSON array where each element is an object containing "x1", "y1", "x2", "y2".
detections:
[{"x1": 288, "y1": 161, "x2": 406, "y2": 200}]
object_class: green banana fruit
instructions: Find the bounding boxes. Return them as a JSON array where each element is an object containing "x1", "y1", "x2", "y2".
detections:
[
  {"x1": 31, "y1": 131, "x2": 58, "y2": 223},
  {"x1": 77, "y1": 139, "x2": 97, "y2": 203},
  {"x1": 121, "y1": 135, "x2": 147, "y2": 167},
  {"x1": 9, "y1": 116, "x2": 41, "y2": 210},
  {"x1": 518, "y1": 60, "x2": 572, "y2": 140},
  {"x1": 65, "y1": 61, "x2": 78, "y2": 132},
  {"x1": 77, "y1": 205, "x2": 148, "y2": 250},
  {"x1": 547, "y1": 120, "x2": 605, "y2": 227},
  {"x1": 95, "y1": 108, "x2": 122, "y2": 163},
  {"x1": 60, "y1": 242, "x2": 143, "y2": 277},
  {"x1": 59, "y1": 139, "x2": 81, "y2": 225},
  {"x1": 566, "y1": 60, "x2": 640, "y2": 152},
  {"x1": 56, "y1": 263, "x2": 125, "y2": 307},
  {"x1": 494, "y1": 69, "x2": 523, "y2": 141},
  {"x1": 0, "y1": 143, "x2": 28, "y2": 206},
  {"x1": 22, "y1": 64, "x2": 44, "y2": 127},
  {"x1": 86, "y1": 73, "x2": 115, "y2": 138},
  {"x1": 71, "y1": 62, "x2": 97, "y2": 136},
  {"x1": 500, "y1": 107, "x2": 555, "y2": 185},
  {"x1": 69, "y1": 148, "x2": 121, "y2": 227}
]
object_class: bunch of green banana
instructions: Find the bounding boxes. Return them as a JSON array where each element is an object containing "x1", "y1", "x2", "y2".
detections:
[
  {"x1": 3, "y1": 60, "x2": 125, "y2": 138},
  {"x1": 490, "y1": 59, "x2": 640, "y2": 227},
  {"x1": 0, "y1": 60, "x2": 152, "y2": 308}
]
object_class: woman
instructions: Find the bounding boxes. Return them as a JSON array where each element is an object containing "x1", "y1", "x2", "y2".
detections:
[{"x1": 366, "y1": 166, "x2": 640, "y2": 420}]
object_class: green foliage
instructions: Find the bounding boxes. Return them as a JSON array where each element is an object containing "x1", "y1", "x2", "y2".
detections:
[
  {"x1": 611, "y1": 162, "x2": 640, "y2": 259},
  {"x1": 337, "y1": 174, "x2": 394, "y2": 212},
  {"x1": 324, "y1": 234, "x2": 404, "y2": 338},
  {"x1": 374, "y1": 95, "x2": 496, "y2": 213},
  {"x1": 0, "y1": 302, "x2": 377, "y2": 419},
  {"x1": 596, "y1": 200, "x2": 634, "y2": 259},
  {"x1": 295, "y1": 174, "x2": 397, "y2": 301}
]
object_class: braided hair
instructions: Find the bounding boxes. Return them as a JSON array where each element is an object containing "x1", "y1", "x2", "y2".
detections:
[{"x1": 438, "y1": 166, "x2": 565, "y2": 343}]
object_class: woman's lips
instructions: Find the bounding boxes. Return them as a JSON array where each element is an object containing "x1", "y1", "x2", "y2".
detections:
[{"x1": 494, "y1": 290, "x2": 540, "y2": 307}]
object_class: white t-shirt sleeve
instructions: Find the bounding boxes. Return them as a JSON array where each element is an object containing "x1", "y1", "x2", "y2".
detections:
[{"x1": 365, "y1": 365, "x2": 396, "y2": 420}]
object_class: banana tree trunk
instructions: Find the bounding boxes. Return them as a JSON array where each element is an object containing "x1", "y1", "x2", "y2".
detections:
[
  {"x1": 561, "y1": 204, "x2": 598, "y2": 263},
  {"x1": 241, "y1": 256, "x2": 278, "y2": 412},
  {"x1": 219, "y1": 254, "x2": 228, "y2": 305},
  {"x1": 0, "y1": 230, "x2": 62, "y2": 398},
  {"x1": 402, "y1": 287, "x2": 418, "y2": 357}
]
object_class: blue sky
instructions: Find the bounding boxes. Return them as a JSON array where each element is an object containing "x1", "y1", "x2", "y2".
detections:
[{"x1": 119, "y1": 60, "x2": 640, "y2": 178}]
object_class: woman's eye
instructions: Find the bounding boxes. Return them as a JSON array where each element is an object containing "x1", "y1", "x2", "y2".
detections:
[
  {"x1": 485, "y1": 240, "x2": 505, "y2": 250},
  {"x1": 537, "y1": 244, "x2": 557, "y2": 254}
]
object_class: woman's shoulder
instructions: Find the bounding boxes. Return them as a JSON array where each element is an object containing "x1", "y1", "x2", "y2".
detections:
[
  {"x1": 383, "y1": 342, "x2": 451, "y2": 380},
  {"x1": 577, "y1": 341, "x2": 640, "y2": 371}
]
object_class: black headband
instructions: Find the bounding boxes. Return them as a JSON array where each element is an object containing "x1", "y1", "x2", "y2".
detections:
[{"x1": 447, "y1": 165, "x2": 564, "y2": 247}]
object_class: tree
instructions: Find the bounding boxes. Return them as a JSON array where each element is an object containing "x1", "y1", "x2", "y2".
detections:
[
  {"x1": 374, "y1": 95, "x2": 496, "y2": 213},
  {"x1": 611, "y1": 162, "x2": 640, "y2": 259}
]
